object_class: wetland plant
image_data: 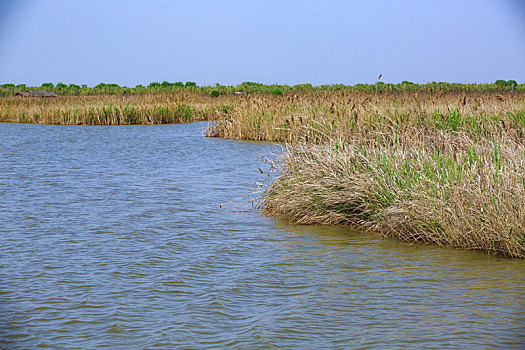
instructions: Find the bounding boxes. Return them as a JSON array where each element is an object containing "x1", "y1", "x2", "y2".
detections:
[{"x1": 260, "y1": 132, "x2": 525, "y2": 258}]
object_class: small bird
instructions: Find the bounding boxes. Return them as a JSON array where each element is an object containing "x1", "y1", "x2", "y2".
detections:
[{"x1": 378, "y1": 74, "x2": 382, "y2": 80}]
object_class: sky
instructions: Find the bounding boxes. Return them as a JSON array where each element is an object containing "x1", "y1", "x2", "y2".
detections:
[{"x1": 0, "y1": 0, "x2": 524, "y2": 87}]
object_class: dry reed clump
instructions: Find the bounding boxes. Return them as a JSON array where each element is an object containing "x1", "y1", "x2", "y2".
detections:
[{"x1": 259, "y1": 129, "x2": 525, "y2": 258}]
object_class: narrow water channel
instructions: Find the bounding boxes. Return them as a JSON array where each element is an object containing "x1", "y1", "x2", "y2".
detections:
[{"x1": 1, "y1": 122, "x2": 524, "y2": 349}]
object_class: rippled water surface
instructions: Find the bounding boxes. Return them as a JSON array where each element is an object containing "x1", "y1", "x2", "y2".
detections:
[{"x1": 1, "y1": 122, "x2": 524, "y2": 349}]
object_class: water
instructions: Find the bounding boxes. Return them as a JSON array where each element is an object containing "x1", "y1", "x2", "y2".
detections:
[{"x1": 1, "y1": 122, "x2": 524, "y2": 349}]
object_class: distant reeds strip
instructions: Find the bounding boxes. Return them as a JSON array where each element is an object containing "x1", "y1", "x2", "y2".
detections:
[{"x1": 0, "y1": 94, "x2": 229, "y2": 125}]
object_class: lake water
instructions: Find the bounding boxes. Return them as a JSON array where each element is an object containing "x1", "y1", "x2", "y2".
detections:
[{"x1": 1, "y1": 122, "x2": 524, "y2": 349}]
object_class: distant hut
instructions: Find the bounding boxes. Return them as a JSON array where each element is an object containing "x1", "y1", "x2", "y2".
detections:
[{"x1": 15, "y1": 90, "x2": 57, "y2": 97}]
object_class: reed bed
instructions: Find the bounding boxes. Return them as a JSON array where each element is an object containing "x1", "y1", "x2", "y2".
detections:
[
  {"x1": 210, "y1": 88, "x2": 525, "y2": 257},
  {"x1": 0, "y1": 93, "x2": 234, "y2": 125},
  {"x1": 239, "y1": 90, "x2": 525, "y2": 257},
  {"x1": 206, "y1": 90, "x2": 525, "y2": 144}
]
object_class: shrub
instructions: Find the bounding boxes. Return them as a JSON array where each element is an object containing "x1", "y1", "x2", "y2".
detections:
[
  {"x1": 185, "y1": 81, "x2": 197, "y2": 88},
  {"x1": 242, "y1": 81, "x2": 262, "y2": 87},
  {"x1": 272, "y1": 88, "x2": 283, "y2": 96},
  {"x1": 210, "y1": 90, "x2": 220, "y2": 97},
  {"x1": 220, "y1": 105, "x2": 232, "y2": 114}
]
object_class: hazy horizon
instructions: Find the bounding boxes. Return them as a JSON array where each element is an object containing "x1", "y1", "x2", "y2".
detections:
[{"x1": 1, "y1": 0, "x2": 524, "y2": 87}]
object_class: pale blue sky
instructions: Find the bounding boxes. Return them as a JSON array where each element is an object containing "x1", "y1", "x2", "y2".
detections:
[{"x1": 0, "y1": 0, "x2": 524, "y2": 86}]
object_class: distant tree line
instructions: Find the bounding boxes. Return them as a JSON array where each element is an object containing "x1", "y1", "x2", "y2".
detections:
[{"x1": 0, "y1": 80, "x2": 523, "y2": 97}]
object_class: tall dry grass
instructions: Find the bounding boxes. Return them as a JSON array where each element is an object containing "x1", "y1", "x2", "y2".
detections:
[
  {"x1": 0, "y1": 93, "x2": 235, "y2": 125},
  {"x1": 212, "y1": 89, "x2": 525, "y2": 257},
  {"x1": 259, "y1": 132, "x2": 525, "y2": 257},
  {"x1": 252, "y1": 90, "x2": 525, "y2": 257},
  {"x1": 207, "y1": 90, "x2": 525, "y2": 144}
]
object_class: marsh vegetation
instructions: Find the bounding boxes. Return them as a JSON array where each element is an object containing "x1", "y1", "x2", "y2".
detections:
[
  {"x1": 1, "y1": 82, "x2": 524, "y2": 257},
  {"x1": 208, "y1": 88, "x2": 525, "y2": 258}
]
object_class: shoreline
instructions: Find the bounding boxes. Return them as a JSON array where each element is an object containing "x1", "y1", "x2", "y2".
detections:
[{"x1": 2, "y1": 90, "x2": 524, "y2": 257}]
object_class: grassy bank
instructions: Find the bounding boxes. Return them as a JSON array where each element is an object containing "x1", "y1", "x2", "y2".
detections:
[
  {"x1": 218, "y1": 90, "x2": 523, "y2": 257},
  {"x1": 259, "y1": 132, "x2": 525, "y2": 258},
  {"x1": 234, "y1": 91, "x2": 524, "y2": 257}
]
